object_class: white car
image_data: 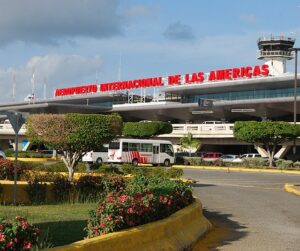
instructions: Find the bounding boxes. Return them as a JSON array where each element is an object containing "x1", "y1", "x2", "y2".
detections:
[
  {"x1": 232, "y1": 153, "x2": 262, "y2": 163},
  {"x1": 220, "y1": 154, "x2": 239, "y2": 162},
  {"x1": 0, "y1": 150, "x2": 6, "y2": 159}
]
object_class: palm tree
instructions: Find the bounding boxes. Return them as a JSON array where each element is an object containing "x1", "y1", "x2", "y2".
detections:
[{"x1": 180, "y1": 132, "x2": 201, "y2": 157}]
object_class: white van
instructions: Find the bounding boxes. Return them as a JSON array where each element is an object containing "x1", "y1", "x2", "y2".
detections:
[
  {"x1": 107, "y1": 138, "x2": 175, "y2": 167},
  {"x1": 82, "y1": 145, "x2": 108, "y2": 165}
]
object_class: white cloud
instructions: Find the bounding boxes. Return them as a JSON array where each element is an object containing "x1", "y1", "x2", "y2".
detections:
[
  {"x1": 0, "y1": 0, "x2": 124, "y2": 46},
  {"x1": 0, "y1": 54, "x2": 102, "y2": 103}
]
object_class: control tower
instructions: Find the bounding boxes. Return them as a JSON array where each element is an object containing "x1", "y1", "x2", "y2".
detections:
[{"x1": 257, "y1": 35, "x2": 295, "y2": 76}]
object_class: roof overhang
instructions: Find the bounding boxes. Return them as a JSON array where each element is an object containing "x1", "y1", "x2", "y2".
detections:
[{"x1": 164, "y1": 73, "x2": 298, "y2": 95}]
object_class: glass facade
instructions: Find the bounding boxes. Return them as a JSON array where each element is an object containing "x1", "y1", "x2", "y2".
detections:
[{"x1": 181, "y1": 87, "x2": 299, "y2": 103}]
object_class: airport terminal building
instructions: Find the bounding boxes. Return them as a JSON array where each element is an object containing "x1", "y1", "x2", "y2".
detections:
[{"x1": 0, "y1": 35, "x2": 300, "y2": 156}]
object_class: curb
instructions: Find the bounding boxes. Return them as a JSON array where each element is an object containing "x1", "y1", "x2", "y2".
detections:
[
  {"x1": 7, "y1": 157, "x2": 57, "y2": 162},
  {"x1": 173, "y1": 165, "x2": 300, "y2": 175},
  {"x1": 284, "y1": 183, "x2": 300, "y2": 196},
  {"x1": 47, "y1": 199, "x2": 212, "y2": 251}
]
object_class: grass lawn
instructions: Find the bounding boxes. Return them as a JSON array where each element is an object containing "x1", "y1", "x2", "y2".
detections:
[{"x1": 0, "y1": 203, "x2": 97, "y2": 248}]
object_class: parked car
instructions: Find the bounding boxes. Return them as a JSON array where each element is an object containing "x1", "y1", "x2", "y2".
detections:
[
  {"x1": 191, "y1": 152, "x2": 206, "y2": 158},
  {"x1": 202, "y1": 152, "x2": 222, "y2": 161},
  {"x1": 232, "y1": 153, "x2": 262, "y2": 163},
  {"x1": 0, "y1": 150, "x2": 6, "y2": 159},
  {"x1": 220, "y1": 154, "x2": 239, "y2": 162}
]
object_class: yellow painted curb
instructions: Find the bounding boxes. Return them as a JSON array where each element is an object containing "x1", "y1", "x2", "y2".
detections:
[
  {"x1": 7, "y1": 157, "x2": 56, "y2": 162},
  {"x1": 0, "y1": 180, "x2": 55, "y2": 203},
  {"x1": 173, "y1": 165, "x2": 300, "y2": 175},
  {"x1": 47, "y1": 199, "x2": 212, "y2": 251},
  {"x1": 284, "y1": 183, "x2": 300, "y2": 196}
]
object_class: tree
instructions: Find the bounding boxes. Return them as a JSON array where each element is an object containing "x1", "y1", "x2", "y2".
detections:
[
  {"x1": 234, "y1": 121, "x2": 300, "y2": 167},
  {"x1": 123, "y1": 121, "x2": 173, "y2": 138},
  {"x1": 26, "y1": 113, "x2": 122, "y2": 181},
  {"x1": 180, "y1": 132, "x2": 201, "y2": 157}
]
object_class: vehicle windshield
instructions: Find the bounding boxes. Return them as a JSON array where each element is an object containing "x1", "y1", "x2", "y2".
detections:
[{"x1": 109, "y1": 142, "x2": 120, "y2": 150}]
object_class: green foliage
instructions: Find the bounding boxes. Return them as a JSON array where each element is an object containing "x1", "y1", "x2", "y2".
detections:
[
  {"x1": 66, "y1": 113, "x2": 123, "y2": 152},
  {"x1": 25, "y1": 178, "x2": 47, "y2": 204},
  {"x1": 240, "y1": 157, "x2": 268, "y2": 168},
  {"x1": 275, "y1": 159, "x2": 294, "y2": 169},
  {"x1": 0, "y1": 217, "x2": 41, "y2": 251},
  {"x1": 123, "y1": 121, "x2": 173, "y2": 138},
  {"x1": 180, "y1": 133, "x2": 201, "y2": 156},
  {"x1": 234, "y1": 121, "x2": 300, "y2": 144},
  {"x1": 75, "y1": 176, "x2": 104, "y2": 203},
  {"x1": 52, "y1": 176, "x2": 73, "y2": 203}
]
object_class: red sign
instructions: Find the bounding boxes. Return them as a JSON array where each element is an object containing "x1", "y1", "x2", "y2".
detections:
[{"x1": 54, "y1": 64, "x2": 270, "y2": 97}]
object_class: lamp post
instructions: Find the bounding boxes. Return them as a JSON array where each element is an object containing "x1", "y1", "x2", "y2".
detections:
[{"x1": 290, "y1": 48, "x2": 300, "y2": 155}]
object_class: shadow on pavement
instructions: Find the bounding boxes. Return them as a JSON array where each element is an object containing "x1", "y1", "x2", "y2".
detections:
[
  {"x1": 191, "y1": 183, "x2": 216, "y2": 188},
  {"x1": 192, "y1": 209, "x2": 247, "y2": 250}
]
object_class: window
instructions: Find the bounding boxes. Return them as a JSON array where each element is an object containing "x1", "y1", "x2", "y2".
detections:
[
  {"x1": 160, "y1": 144, "x2": 174, "y2": 156},
  {"x1": 129, "y1": 143, "x2": 139, "y2": 151},
  {"x1": 122, "y1": 142, "x2": 128, "y2": 152},
  {"x1": 140, "y1": 143, "x2": 152, "y2": 152},
  {"x1": 153, "y1": 145, "x2": 159, "y2": 154},
  {"x1": 109, "y1": 142, "x2": 120, "y2": 150}
]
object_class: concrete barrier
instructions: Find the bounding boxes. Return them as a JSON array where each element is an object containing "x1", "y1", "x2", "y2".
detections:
[
  {"x1": 47, "y1": 199, "x2": 212, "y2": 251},
  {"x1": 0, "y1": 180, "x2": 55, "y2": 203}
]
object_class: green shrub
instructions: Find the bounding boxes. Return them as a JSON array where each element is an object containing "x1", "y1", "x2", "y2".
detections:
[
  {"x1": 122, "y1": 164, "x2": 135, "y2": 174},
  {"x1": 183, "y1": 157, "x2": 204, "y2": 166},
  {"x1": 275, "y1": 159, "x2": 294, "y2": 169},
  {"x1": 241, "y1": 157, "x2": 268, "y2": 168},
  {"x1": 149, "y1": 166, "x2": 166, "y2": 177},
  {"x1": 166, "y1": 167, "x2": 183, "y2": 178},
  {"x1": 102, "y1": 175, "x2": 126, "y2": 193},
  {"x1": 75, "y1": 176, "x2": 104, "y2": 202},
  {"x1": 25, "y1": 178, "x2": 47, "y2": 204},
  {"x1": 52, "y1": 176, "x2": 73, "y2": 203},
  {"x1": 97, "y1": 165, "x2": 122, "y2": 175}
]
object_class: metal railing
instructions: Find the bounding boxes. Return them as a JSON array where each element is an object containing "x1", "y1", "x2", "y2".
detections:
[{"x1": 257, "y1": 50, "x2": 293, "y2": 58}]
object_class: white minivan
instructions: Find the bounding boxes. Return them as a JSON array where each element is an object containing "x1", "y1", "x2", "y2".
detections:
[{"x1": 82, "y1": 145, "x2": 108, "y2": 165}]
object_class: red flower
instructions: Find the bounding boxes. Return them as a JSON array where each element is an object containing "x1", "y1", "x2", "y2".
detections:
[
  {"x1": 23, "y1": 241, "x2": 32, "y2": 250},
  {"x1": 106, "y1": 216, "x2": 112, "y2": 221},
  {"x1": 0, "y1": 233, "x2": 5, "y2": 242},
  {"x1": 127, "y1": 208, "x2": 134, "y2": 214}
]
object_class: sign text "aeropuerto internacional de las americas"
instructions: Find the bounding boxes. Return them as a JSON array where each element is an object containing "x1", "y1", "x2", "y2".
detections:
[{"x1": 54, "y1": 64, "x2": 269, "y2": 97}]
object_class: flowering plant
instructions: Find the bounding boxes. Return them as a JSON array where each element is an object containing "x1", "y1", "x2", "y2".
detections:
[
  {"x1": 86, "y1": 175, "x2": 193, "y2": 238},
  {"x1": 0, "y1": 217, "x2": 40, "y2": 251},
  {"x1": 0, "y1": 159, "x2": 24, "y2": 181}
]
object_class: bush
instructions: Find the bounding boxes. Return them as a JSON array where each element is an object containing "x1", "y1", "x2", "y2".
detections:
[
  {"x1": 275, "y1": 159, "x2": 294, "y2": 169},
  {"x1": 183, "y1": 157, "x2": 204, "y2": 166},
  {"x1": 0, "y1": 159, "x2": 26, "y2": 181},
  {"x1": 52, "y1": 176, "x2": 73, "y2": 203},
  {"x1": 0, "y1": 217, "x2": 40, "y2": 251},
  {"x1": 96, "y1": 165, "x2": 122, "y2": 175},
  {"x1": 25, "y1": 178, "x2": 47, "y2": 204},
  {"x1": 102, "y1": 175, "x2": 126, "y2": 193},
  {"x1": 85, "y1": 175, "x2": 193, "y2": 238},
  {"x1": 28, "y1": 161, "x2": 87, "y2": 173},
  {"x1": 165, "y1": 167, "x2": 183, "y2": 178},
  {"x1": 241, "y1": 157, "x2": 268, "y2": 168},
  {"x1": 75, "y1": 176, "x2": 104, "y2": 202},
  {"x1": 122, "y1": 164, "x2": 135, "y2": 174}
]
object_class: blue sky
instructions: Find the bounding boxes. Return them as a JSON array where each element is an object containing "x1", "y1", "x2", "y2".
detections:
[{"x1": 0, "y1": 0, "x2": 299, "y2": 102}]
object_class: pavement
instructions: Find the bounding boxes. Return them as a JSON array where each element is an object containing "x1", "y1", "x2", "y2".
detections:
[{"x1": 185, "y1": 168, "x2": 300, "y2": 251}]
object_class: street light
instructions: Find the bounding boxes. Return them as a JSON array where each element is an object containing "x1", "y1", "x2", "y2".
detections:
[{"x1": 289, "y1": 48, "x2": 300, "y2": 155}]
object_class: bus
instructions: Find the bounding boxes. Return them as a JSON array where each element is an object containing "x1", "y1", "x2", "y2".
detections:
[{"x1": 107, "y1": 138, "x2": 175, "y2": 167}]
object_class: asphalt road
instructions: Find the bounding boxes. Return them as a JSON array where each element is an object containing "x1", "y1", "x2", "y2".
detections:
[{"x1": 184, "y1": 169, "x2": 300, "y2": 251}]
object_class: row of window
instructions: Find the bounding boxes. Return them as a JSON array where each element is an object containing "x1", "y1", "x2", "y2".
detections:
[
  {"x1": 181, "y1": 87, "x2": 299, "y2": 103},
  {"x1": 122, "y1": 142, "x2": 173, "y2": 156}
]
